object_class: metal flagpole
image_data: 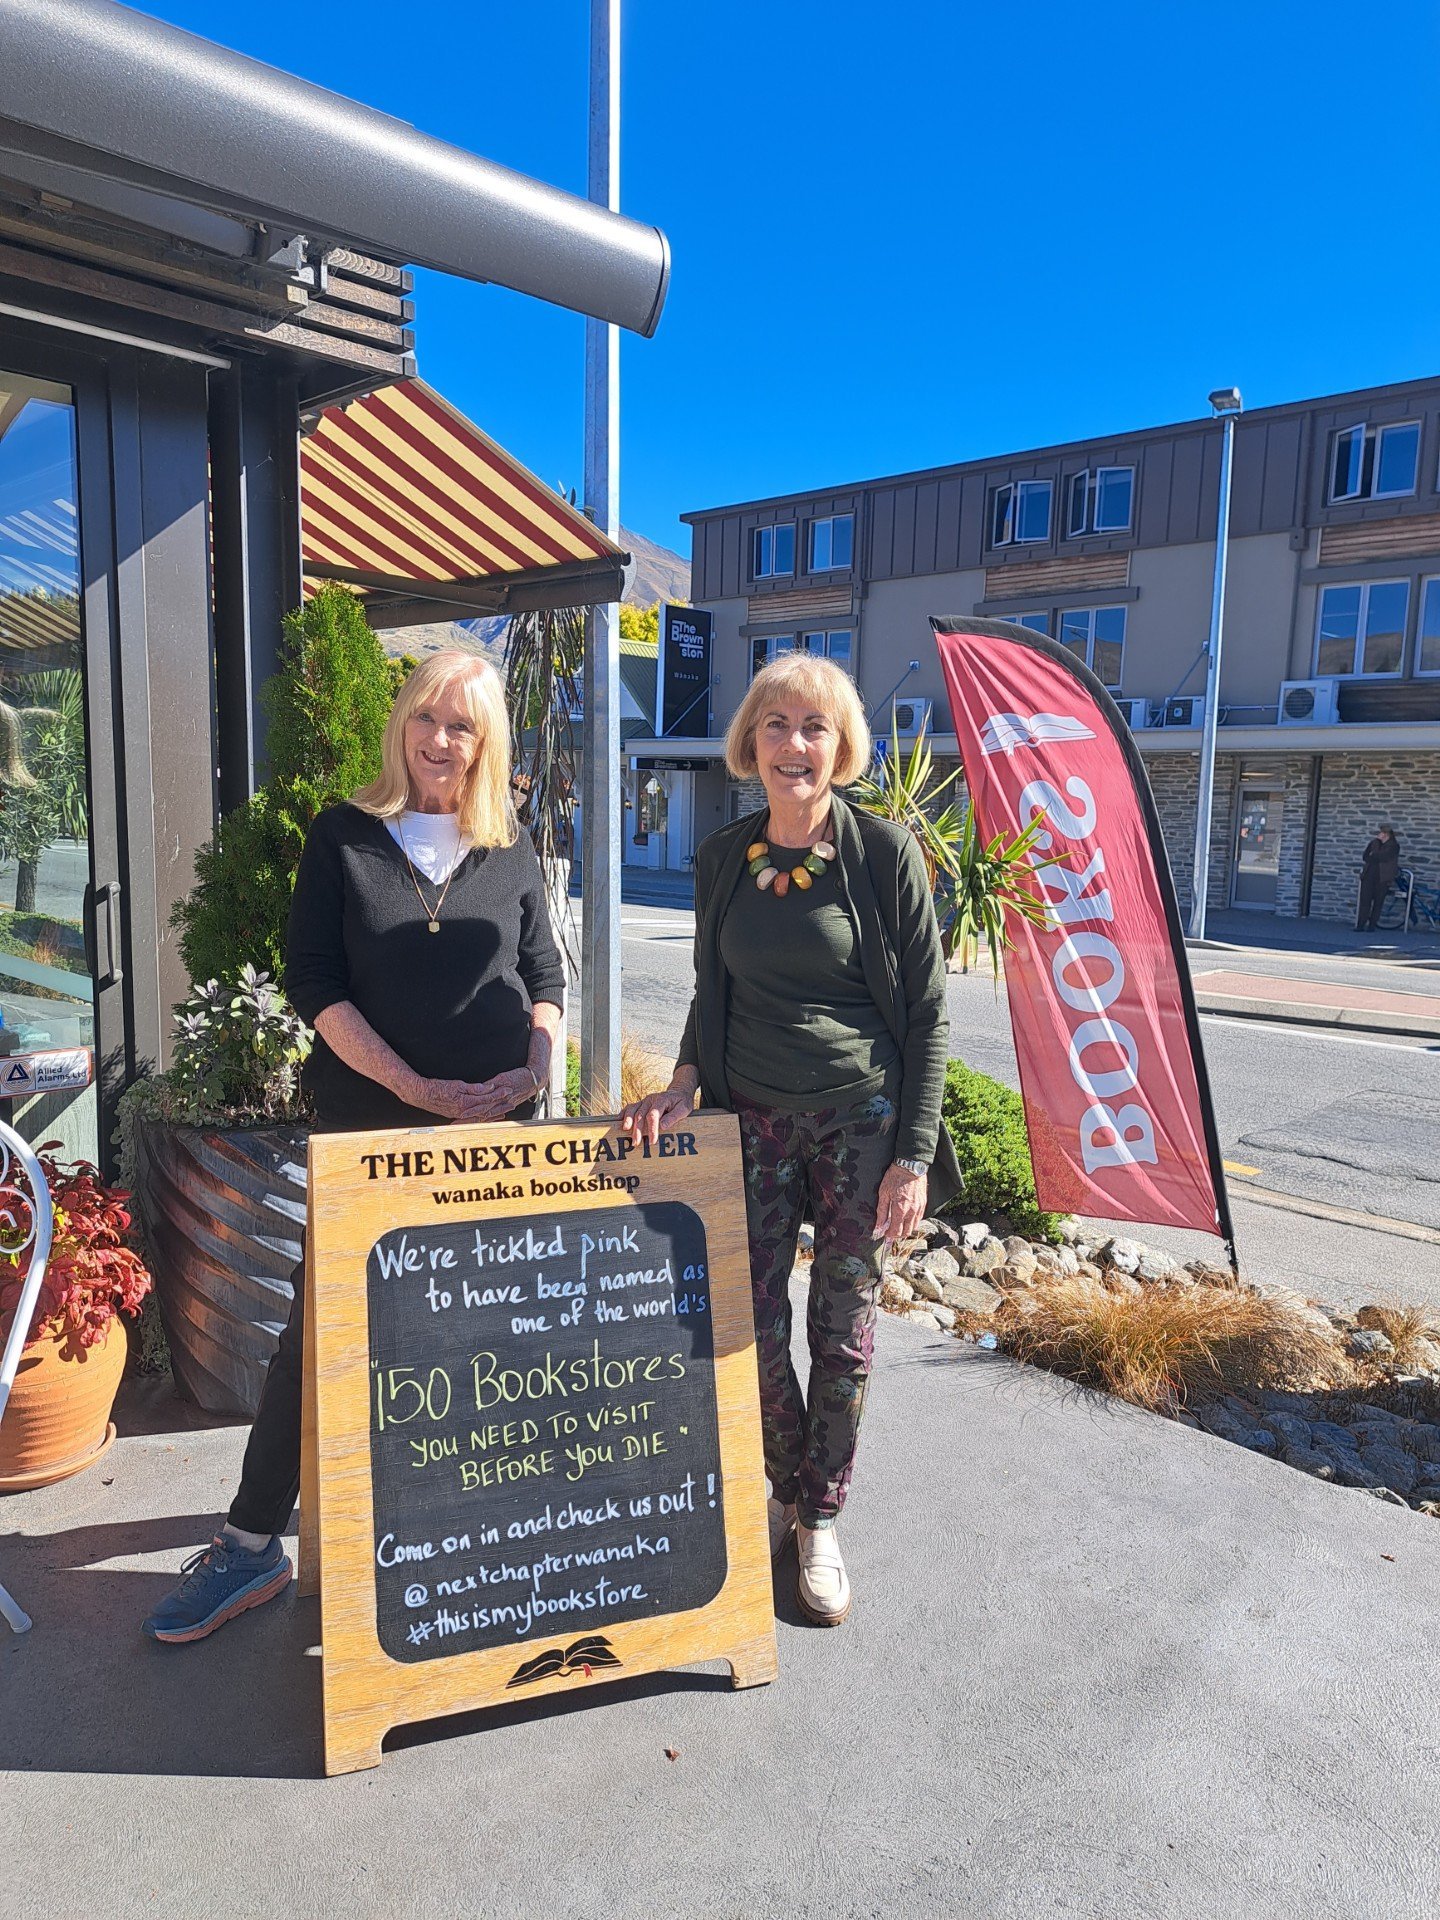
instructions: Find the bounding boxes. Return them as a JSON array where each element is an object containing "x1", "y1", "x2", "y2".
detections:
[
  {"x1": 1189, "y1": 387, "x2": 1242, "y2": 941},
  {"x1": 580, "y1": 0, "x2": 622, "y2": 1112}
]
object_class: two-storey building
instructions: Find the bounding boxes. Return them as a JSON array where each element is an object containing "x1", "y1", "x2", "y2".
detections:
[{"x1": 630, "y1": 375, "x2": 1440, "y2": 926}]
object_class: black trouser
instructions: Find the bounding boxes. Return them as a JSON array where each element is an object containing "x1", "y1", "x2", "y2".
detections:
[
  {"x1": 225, "y1": 1097, "x2": 539, "y2": 1539},
  {"x1": 1357, "y1": 872, "x2": 1389, "y2": 930},
  {"x1": 226, "y1": 1253, "x2": 307, "y2": 1538}
]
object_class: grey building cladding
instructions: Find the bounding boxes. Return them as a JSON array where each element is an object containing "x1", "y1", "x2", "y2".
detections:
[{"x1": 656, "y1": 373, "x2": 1440, "y2": 925}]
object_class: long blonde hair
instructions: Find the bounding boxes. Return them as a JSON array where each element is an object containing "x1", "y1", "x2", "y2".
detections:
[{"x1": 351, "y1": 651, "x2": 518, "y2": 847}]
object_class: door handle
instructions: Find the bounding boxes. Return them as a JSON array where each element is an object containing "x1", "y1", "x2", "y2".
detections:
[{"x1": 96, "y1": 880, "x2": 123, "y2": 989}]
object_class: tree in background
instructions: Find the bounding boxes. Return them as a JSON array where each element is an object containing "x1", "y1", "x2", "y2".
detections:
[
  {"x1": 0, "y1": 666, "x2": 87, "y2": 915},
  {"x1": 618, "y1": 603, "x2": 659, "y2": 649},
  {"x1": 172, "y1": 584, "x2": 394, "y2": 984}
]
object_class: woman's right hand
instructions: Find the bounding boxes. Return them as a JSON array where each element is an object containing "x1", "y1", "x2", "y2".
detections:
[
  {"x1": 619, "y1": 1070, "x2": 699, "y2": 1146},
  {"x1": 413, "y1": 1076, "x2": 498, "y2": 1121}
]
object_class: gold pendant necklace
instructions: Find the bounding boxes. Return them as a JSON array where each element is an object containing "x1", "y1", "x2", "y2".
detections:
[{"x1": 398, "y1": 820, "x2": 461, "y2": 932}]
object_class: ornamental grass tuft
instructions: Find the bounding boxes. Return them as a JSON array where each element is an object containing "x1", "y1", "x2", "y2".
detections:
[{"x1": 994, "y1": 1273, "x2": 1347, "y2": 1413}]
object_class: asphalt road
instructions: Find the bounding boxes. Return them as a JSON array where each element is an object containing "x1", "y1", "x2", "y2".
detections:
[{"x1": 605, "y1": 904, "x2": 1440, "y2": 1314}]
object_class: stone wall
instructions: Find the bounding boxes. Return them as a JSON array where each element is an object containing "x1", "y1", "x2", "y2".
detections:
[
  {"x1": 1139, "y1": 753, "x2": 1236, "y2": 922},
  {"x1": 1307, "y1": 753, "x2": 1440, "y2": 924}
]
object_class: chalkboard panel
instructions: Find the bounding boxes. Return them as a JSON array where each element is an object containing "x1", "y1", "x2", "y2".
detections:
[
  {"x1": 301, "y1": 1113, "x2": 777, "y2": 1774},
  {"x1": 366, "y1": 1201, "x2": 726, "y2": 1666}
]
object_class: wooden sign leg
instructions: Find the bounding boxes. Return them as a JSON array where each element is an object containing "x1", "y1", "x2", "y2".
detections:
[
  {"x1": 727, "y1": 1631, "x2": 780, "y2": 1690},
  {"x1": 324, "y1": 1710, "x2": 389, "y2": 1778},
  {"x1": 297, "y1": 1244, "x2": 320, "y2": 1601}
]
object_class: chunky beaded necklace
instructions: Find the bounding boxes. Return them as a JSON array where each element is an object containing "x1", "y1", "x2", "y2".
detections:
[{"x1": 746, "y1": 820, "x2": 837, "y2": 898}]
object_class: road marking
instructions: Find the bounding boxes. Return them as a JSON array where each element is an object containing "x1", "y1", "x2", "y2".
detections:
[
  {"x1": 1230, "y1": 1182, "x2": 1440, "y2": 1245},
  {"x1": 1223, "y1": 1160, "x2": 1260, "y2": 1177},
  {"x1": 1200, "y1": 1014, "x2": 1439, "y2": 1054}
]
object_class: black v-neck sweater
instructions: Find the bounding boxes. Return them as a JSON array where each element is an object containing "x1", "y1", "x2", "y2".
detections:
[{"x1": 284, "y1": 803, "x2": 566, "y2": 1131}]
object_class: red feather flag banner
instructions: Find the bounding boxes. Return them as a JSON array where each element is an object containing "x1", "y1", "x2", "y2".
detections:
[{"x1": 931, "y1": 616, "x2": 1235, "y2": 1257}]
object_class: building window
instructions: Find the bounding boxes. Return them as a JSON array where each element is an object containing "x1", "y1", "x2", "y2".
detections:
[
  {"x1": 1066, "y1": 466, "x2": 1133, "y2": 536},
  {"x1": 802, "y1": 628, "x2": 853, "y2": 670},
  {"x1": 1314, "y1": 580, "x2": 1408, "y2": 676},
  {"x1": 808, "y1": 515, "x2": 853, "y2": 571},
  {"x1": 750, "y1": 629, "x2": 854, "y2": 679},
  {"x1": 750, "y1": 523, "x2": 795, "y2": 580},
  {"x1": 990, "y1": 479, "x2": 1052, "y2": 547},
  {"x1": 1002, "y1": 611, "x2": 1051, "y2": 635},
  {"x1": 1059, "y1": 605, "x2": 1125, "y2": 687},
  {"x1": 1419, "y1": 578, "x2": 1440, "y2": 675},
  {"x1": 1328, "y1": 421, "x2": 1420, "y2": 502}
]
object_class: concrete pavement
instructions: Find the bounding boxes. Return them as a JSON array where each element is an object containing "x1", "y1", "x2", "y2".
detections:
[
  {"x1": 1190, "y1": 967, "x2": 1440, "y2": 1040},
  {"x1": 4, "y1": 1296, "x2": 1439, "y2": 1919}
]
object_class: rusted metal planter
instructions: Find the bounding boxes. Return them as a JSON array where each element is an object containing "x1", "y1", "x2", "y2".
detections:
[{"x1": 133, "y1": 1118, "x2": 309, "y2": 1418}]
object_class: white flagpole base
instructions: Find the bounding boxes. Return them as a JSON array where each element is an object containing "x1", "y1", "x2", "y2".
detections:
[{"x1": 0, "y1": 1581, "x2": 32, "y2": 1634}]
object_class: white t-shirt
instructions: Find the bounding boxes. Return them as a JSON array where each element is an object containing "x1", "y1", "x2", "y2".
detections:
[{"x1": 386, "y1": 810, "x2": 471, "y2": 885}]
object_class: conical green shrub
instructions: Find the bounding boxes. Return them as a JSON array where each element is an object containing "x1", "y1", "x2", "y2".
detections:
[{"x1": 172, "y1": 584, "x2": 396, "y2": 984}]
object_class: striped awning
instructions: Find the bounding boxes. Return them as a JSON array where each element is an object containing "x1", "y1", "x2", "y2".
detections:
[{"x1": 300, "y1": 379, "x2": 626, "y2": 625}]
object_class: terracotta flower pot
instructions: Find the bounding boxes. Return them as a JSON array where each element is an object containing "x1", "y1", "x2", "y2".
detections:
[{"x1": 0, "y1": 1315, "x2": 125, "y2": 1492}]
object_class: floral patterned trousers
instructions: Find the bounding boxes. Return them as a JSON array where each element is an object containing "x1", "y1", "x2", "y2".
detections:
[{"x1": 734, "y1": 1089, "x2": 897, "y2": 1530}]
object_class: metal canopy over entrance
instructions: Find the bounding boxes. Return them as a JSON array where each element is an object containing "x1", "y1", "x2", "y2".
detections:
[{"x1": 300, "y1": 378, "x2": 628, "y2": 624}]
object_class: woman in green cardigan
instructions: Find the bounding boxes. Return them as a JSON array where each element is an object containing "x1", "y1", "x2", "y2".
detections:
[{"x1": 622, "y1": 655, "x2": 959, "y2": 1626}]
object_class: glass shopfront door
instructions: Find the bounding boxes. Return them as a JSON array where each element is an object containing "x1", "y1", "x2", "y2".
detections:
[
  {"x1": 1231, "y1": 785, "x2": 1283, "y2": 910},
  {"x1": 0, "y1": 366, "x2": 115, "y2": 1165}
]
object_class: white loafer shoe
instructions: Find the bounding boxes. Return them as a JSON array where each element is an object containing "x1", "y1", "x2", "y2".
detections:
[
  {"x1": 767, "y1": 1496, "x2": 797, "y2": 1559},
  {"x1": 795, "y1": 1521, "x2": 851, "y2": 1626}
]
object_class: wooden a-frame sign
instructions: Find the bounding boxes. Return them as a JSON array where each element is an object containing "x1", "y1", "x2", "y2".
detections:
[{"x1": 298, "y1": 1111, "x2": 777, "y2": 1775}]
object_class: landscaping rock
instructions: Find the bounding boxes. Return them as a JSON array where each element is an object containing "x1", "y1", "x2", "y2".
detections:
[
  {"x1": 1266, "y1": 1411, "x2": 1315, "y2": 1452},
  {"x1": 1055, "y1": 1218, "x2": 1081, "y2": 1245},
  {"x1": 1030, "y1": 1243, "x2": 1065, "y2": 1275},
  {"x1": 909, "y1": 1268, "x2": 946, "y2": 1305},
  {"x1": 1098, "y1": 1237, "x2": 1143, "y2": 1276},
  {"x1": 913, "y1": 1247, "x2": 961, "y2": 1285},
  {"x1": 931, "y1": 1303, "x2": 958, "y2": 1330},
  {"x1": 1054, "y1": 1245, "x2": 1081, "y2": 1275},
  {"x1": 1195, "y1": 1401, "x2": 1275, "y2": 1452},
  {"x1": 919, "y1": 1217, "x2": 960, "y2": 1249},
  {"x1": 960, "y1": 1221, "x2": 991, "y2": 1251},
  {"x1": 906, "y1": 1307, "x2": 942, "y2": 1330},
  {"x1": 962, "y1": 1241, "x2": 1008, "y2": 1279},
  {"x1": 1349, "y1": 1329, "x2": 1395, "y2": 1358},
  {"x1": 992, "y1": 1262, "x2": 1033, "y2": 1292},
  {"x1": 879, "y1": 1276, "x2": 915, "y2": 1311},
  {"x1": 941, "y1": 1275, "x2": 1002, "y2": 1317},
  {"x1": 1279, "y1": 1445, "x2": 1337, "y2": 1480},
  {"x1": 1309, "y1": 1420, "x2": 1363, "y2": 1453},
  {"x1": 1358, "y1": 1446, "x2": 1419, "y2": 1497},
  {"x1": 1102, "y1": 1272, "x2": 1142, "y2": 1296},
  {"x1": 1135, "y1": 1250, "x2": 1178, "y2": 1283}
]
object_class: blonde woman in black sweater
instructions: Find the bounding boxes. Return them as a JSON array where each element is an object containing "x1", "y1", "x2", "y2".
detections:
[{"x1": 144, "y1": 652, "x2": 564, "y2": 1644}]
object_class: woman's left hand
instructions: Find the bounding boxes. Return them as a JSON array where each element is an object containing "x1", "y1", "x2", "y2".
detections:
[
  {"x1": 466, "y1": 1067, "x2": 540, "y2": 1121},
  {"x1": 874, "y1": 1162, "x2": 928, "y2": 1243}
]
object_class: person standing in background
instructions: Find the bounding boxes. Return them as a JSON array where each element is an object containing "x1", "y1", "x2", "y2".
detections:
[{"x1": 1357, "y1": 824, "x2": 1401, "y2": 932}]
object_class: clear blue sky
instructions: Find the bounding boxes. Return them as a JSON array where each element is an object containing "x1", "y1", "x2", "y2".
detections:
[{"x1": 149, "y1": 1, "x2": 1439, "y2": 562}]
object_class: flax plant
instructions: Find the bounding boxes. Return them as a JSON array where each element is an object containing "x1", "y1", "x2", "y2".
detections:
[{"x1": 850, "y1": 709, "x2": 1058, "y2": 975}]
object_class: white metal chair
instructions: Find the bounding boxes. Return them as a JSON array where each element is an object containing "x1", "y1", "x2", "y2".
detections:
[{"x1": 0, "y1": 1118, "x2": 55, "y2": 1635}]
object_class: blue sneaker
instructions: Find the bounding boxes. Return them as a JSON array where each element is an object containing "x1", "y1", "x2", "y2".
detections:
[{"x1": 143, "y1": 1533, "x2": 292, "y2": 1644}]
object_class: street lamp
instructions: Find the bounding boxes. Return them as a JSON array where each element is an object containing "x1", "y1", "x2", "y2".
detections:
[{"x1": 1188, "y1": 385, "x2": 1243, "y2": 941}]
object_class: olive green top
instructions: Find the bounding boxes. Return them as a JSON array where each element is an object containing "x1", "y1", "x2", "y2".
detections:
[
  {"x1": 677, "y1": 794, "x2": 962, "y2": 1200},
  {"x1": 719, "y1": 840, "x2": 900, "y2": 1107}
]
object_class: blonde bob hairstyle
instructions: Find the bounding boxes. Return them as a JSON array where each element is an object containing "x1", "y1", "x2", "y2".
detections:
[
  {"x1": 725, "y1": 653, "x2": 872, "y2": 787},
  {"x1": 351, "y1": 650, "x2": 518, "y2": 848}
]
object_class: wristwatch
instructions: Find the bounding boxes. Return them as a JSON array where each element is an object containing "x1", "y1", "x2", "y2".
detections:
[{"x1": 894, "y1": 1157, "x2": 928, "y2": 1179}]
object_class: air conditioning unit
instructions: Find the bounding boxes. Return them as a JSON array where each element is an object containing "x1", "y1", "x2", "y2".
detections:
[
  {"x1": 1277, "y1": 677, "x2": 1340, "y2": 726},
  {"x1": 1114, "y1": 698, "x2": 1154, "y2": 730},
  {"x1": 1162, "y1": 696, "x2": 1205, "y2": 728},
  {"x1": 892, "y1": 697, "x2": 932, "y2": 738}
]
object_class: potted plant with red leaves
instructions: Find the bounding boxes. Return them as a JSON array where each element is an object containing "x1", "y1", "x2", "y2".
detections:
[{"x1": 0, "y1": 1143, "x2": 152, "y2": 1491}]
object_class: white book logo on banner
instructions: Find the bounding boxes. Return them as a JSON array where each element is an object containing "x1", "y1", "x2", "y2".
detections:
[{"x1": 979, "y1": 712, "x2": 1097, "y2": 758}]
